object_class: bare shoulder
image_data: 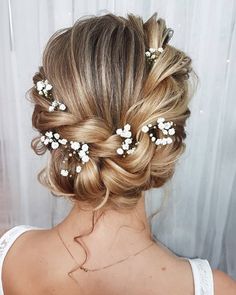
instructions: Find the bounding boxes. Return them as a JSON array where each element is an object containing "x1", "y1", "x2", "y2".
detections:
[
  {"x1": 213, "y1": 269, "x2": 236, "y2": 295},
  {"x1": 2, "y1": 228, "x2": 52, "y2": 294}
]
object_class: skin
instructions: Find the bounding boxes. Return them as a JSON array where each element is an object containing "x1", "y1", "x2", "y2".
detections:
[{"x1": 1, "y1": 195, "x2": 236, "y2": 294}]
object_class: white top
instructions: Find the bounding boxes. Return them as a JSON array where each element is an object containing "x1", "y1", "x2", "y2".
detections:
[{"x1": 0, "y1": 225, "x2": 214, "y2": 295}]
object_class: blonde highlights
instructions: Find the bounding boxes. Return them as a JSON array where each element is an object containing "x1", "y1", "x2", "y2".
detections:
[{"x1": 30, "y1": 12, "x2": 196, "y2": 213}]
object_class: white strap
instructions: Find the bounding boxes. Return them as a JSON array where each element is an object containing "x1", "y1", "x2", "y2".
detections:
[
  {"x1": 187, "y1": 258, "x2": 214, "y2": 295},
  {"x1": 0, "y1": 225, "x2": 43, "y2": 295}
]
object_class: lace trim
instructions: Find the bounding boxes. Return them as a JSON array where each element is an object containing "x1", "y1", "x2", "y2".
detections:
[
  {"x1": 188, "y1": 258, "x2": 214, "y2": 295},
  {"x1": 0, "y1": 225, "x2": 44, "y2": 295},
  {"x1": 0, "y1": 225, "x2": 35, "y2": 256},
  {"x1": 196, "y1": 259, "x2": 213, "y2": 295}
]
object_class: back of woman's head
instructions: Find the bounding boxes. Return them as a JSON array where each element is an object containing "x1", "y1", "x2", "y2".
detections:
[{"x1": 30, "y1": 12, "x2": 196, "y2": 213}]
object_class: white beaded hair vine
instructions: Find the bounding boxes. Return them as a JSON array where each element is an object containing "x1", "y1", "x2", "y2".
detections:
[
  {"x1": 35, "y1": 79, "x2": 67, "y2": 112},
  {"x1": 40, "y1": 131, "x2": 90, "y2": 177}
]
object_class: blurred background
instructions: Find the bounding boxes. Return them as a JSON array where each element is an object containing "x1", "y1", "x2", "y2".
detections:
[{"x1": 0, "y1": 0, "x2": 235, "y2": 278}]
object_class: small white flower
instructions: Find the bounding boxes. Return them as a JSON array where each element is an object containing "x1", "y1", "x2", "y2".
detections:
[
  {"x1": 48, "y1": 106, "x2": 54, "y2": 112},
  {"x1": 151, "y1": 54, "x2": 156, "y2": 59},
  {"x1": 168, "y1": 128, "x2": 175, "y2": 135},
  {"x1": 59, "y1": 138, "x2": 67, "y2": 145},
  {"x1": 76, "y1": 165, "x2": 82, "y2": 173},
  {"x1": 145, "y1": 51, "x2": 151, "y2": 57},
  {"x1": 122, "y1": 143, "x2": 129, "y2": 150},
  {"x1": 54, "y1": 133, "x2": 60, "y2": 140},
  {"x1": 45, "y1": 131, "x2": 53, "y2": 138},
  {"x1": 162, "y1": 138, "x2": 167, "y2": 145},
  {"x1": 60, "y1": 169, "x2": 69, "y2": 177},
  {"x1": 127, "y1": 147, "x2": 136, "y2": 154},
  {"x1": 166, "y1": 137, "x2": 173, "y2": 144},
  {"x1": 116, "y1": 128, "x2": 122, "y2": 135},
  {"x1": 52, "y1": 101, "x2": 58, "y2": 107},
  {"x1": 45, "y1": 82, "x2": 52, "y2": 91},
  {"x1": 151, "y1": 137, "x2": 156, "y2": 142},
  {"x1": 51, "y1": 142, "x2": 59, "y2": 149},
  {"x1": 81, "y1": 143, "x2": 89, "y2": 151},
  {"x1": 158, "y1": 123, "x2": 165, "y2": 130},
  {"x1": 117, "y1": 148, "x2": 124, "y2": 155},
  {"x1": 125, "y1": 138, "x2": 132, "y2": 144},
  {"x1": 43, "y1": 89, "x2": 48, "y2": 96},
  {"x1": 59, "y1": 103, "x2": 66, "y2": 111},
  {"x1": 71, "y1": 141, "x2": 80, "y2": 150},
  {"x1": 124, "y1": 131, "x2": 132, "y2": 138},
  {"x1": 164, "y1": 122, "x2": 172, "y2": 129},
  {"x1": 157, "y1": 47, "x2": 164, "y2": 53},
  {"x1": 36, "y1": 81, "x2": 44, "y2": 91},
  {"x1": 149, "y1": 48, "x2": 155, "y2": 53},
  {"x1": 141, "y1": 125, "x2": 149, "y2": 133},
  {"x1": 40, "y1": 135, "x2": 45, "y2": 142},
  {"x1": 124, "y1": 124, "x2": 131, "y2": 131},
  {"x1": 82, "y1": 155, "x2": 89, "y2": 163},
  {"x1": 44, "y1": 138, "x2": 49, "y2": 145},
  {"x1": 162, "y1": 129, "x2": 168, "y2": 135},
  {"x1": 78, "y1": 150, "x2": 86, "y2": 157},
  {"x1": 157, "y1": 117, "x2": 165, "y2": 123},
  {"x1": 155, "y1": 138, "x2": 163, "y2": 145}
]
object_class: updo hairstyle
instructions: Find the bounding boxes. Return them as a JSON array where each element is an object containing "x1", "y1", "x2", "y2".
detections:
[{"x1": 30, "y1": 12, "x2": 196, "y2": 214}]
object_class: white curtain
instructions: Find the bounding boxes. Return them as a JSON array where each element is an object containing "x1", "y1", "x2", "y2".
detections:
[{"x1": 0, "y1": 0, "x2": 235, "y2": 279}]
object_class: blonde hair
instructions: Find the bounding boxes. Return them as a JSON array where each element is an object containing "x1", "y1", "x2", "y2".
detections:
[
  {"x1": 29, "y1": 11, "x2": 197, "y2": 279},
  {"x1": 30, "y1": 12, "x2": 196, "y2": 213}
]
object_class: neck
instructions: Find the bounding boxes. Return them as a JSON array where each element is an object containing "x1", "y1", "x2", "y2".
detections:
[{"x1": 53, "y1": 194, "x2": 154, "y2": 267}]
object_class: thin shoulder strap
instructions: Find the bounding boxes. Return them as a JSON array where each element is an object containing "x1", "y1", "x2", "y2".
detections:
[
  {"x1": 187, "y1": 258, "x2": 214, "y2": 295},
  {"x1": 0, "y1": 225, "x2": 42, "y2": 295}
]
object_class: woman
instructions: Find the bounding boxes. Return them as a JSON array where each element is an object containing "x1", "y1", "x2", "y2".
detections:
[{"x1": 0, "y1": 12, "x2": 235, "y2": 295}]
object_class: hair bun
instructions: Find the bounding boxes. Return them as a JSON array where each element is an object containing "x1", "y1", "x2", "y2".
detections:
[{"x1": 29, "y1": 13, "x2": 197, "y2": 212}]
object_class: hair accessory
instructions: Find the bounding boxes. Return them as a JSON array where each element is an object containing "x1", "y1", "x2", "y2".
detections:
[
  {"x1": 116, "y1": 124, "x2": 139, "y2": 156},
  {"x1": 38, "y1": 83, "x2": 176, "y2": 167},
  {"x1": 48, "y1": 100, "x2": 67, "y2": 112},
  {"x1": 145, "y1": 47, "x2": 164, "y2": 64},
  {"x1": 36, "y1": 80, "x2": 52, "y2": 97},
  {"x1": 40, "y1": 131, "x2": 90, "y2": 176},
  {"x1": 141, "y1": 117, "x2": 175, "y2": 145},
  {"x1": 35, "y1": 79, "x2": 67, "y2": 112},
  {"x1": 164, "y1": 28, "x2": 174, "y2": 44}
]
